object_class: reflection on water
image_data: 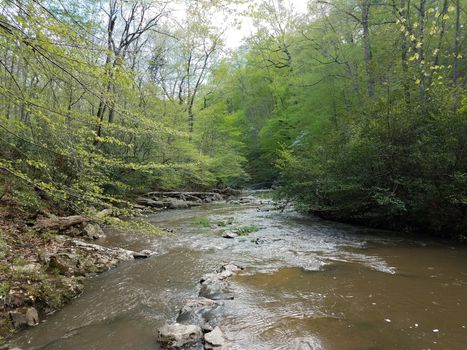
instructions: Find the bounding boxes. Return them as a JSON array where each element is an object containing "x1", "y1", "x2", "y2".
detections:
[{"x1": 9, "y1": 198, "x2": 467, "y2": 349}]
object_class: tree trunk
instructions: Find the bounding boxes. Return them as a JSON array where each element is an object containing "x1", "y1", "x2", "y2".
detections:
[
  {"x1": 417, "y1": 0, "x2": 426, "y2": 112},
  {"x1": 452, "y1": 0, "x2": 460, "y2": 111},
  {"x1": 400, "y1": 0, "x2": 410, "y2": 106},
  {"x1": 361, "y1": 1, "x2": 375, "y2": 98}
]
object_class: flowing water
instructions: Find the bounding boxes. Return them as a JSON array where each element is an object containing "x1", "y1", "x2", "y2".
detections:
[{"x1": 9, "y1": 195, "x2": 467, "y2": 349}]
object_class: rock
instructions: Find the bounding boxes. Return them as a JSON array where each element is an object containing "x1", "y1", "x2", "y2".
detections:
[
  {"x1": 217, "y1": 263, "x2": 243, "y2": 276},
  {"x1": 199, "y1": 280, "x2": 233, "y2": 300},
  {"x1": 157, "y1": 323, "x2": 202, "y2": 349},
  {"x1": 25, "y1": 307, "x2": 39, "y2": 326},
  {"x1": 136, "y1": 197, "x2": 166, "y2": 208},
  {"x1": 47, "y1": 253, "x2": 78, "y2": 276},
  {"x1": 222, "y1": 232, "x2": 238, "y2": 239},
  {"x1": 132, "y1": 250, "x2": 152, "y2": 259},
  {"x1": 177, "y1": 298, "x2": 222, "y2": 328},
  {"x1": 9, "y1": 307, "x2": 39, "y2": 328},
  {"x1": 164, "y1": 198, "x2": 189, "y2": 209},
  {"x1": 204, "y1": 327, "x2": 226, "y2": 349},
  {"x1": 82, "y1": 223, "x2": 106, "y2": 240},
  {"x1": 200, "y1": 273, "x2": 222, "y2": 285}
]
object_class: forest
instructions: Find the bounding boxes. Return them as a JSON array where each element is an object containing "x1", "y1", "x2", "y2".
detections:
[{"x1": 0, "y1": 0, "x2": 465, "y2": 240}]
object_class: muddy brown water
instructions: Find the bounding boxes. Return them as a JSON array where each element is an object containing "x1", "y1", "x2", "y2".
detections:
[{"x1": 8, "y1": 196, "x2": 467, "y2": 349}]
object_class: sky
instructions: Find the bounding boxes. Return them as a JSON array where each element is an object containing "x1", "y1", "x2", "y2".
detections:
[
  {"x1": 224, "y1": 0, "x2": 309, "y2": 48},
  {"x1": 172, "y1": 0, "x2": 310, "y2": 49}
]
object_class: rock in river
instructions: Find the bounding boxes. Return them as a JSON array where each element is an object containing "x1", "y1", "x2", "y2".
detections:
[
  {"x1": 9, "y1": 307, "x2": 39, "y2": 328},
  {"x1": 157, "y1": 322, "x2": 203, "y2": 349},
  {"x1": 204, "y1": 326, "x2": 226, "y2": 349},
  {"x1": 177, "y1": 298, "x2": 223, "y2": 331}
]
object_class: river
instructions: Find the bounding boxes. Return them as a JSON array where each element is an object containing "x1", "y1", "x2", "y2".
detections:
[{"x1": 9, "y1": 195, "x2": 467, "y2": 349}]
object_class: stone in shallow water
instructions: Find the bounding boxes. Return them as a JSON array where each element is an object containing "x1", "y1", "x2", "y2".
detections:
[
  {"x1": 132, "y1": 249, "x2": 152, "y2": 259},
  {"x1": 157, "y1": 322, "x2": 202, "y2": 349},
  {"x1": 204, "y1": 326, "x2": 225, "y2": 349},
  {"x1": 177, "y1": 298, "x2": 223, "y2": 330},
  {"x1": 222, "y1": 231, "x2": 238, "y2": 239},
  {"x1": 199, "y1": 280, "x2": 234, "y2": 300},
  {"x1": 9, "y1": 307, "x2": 39, "y2": 328}
]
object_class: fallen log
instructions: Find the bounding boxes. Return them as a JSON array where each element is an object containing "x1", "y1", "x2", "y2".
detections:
[
  {"x1": 35, "y1": 215, "x2": 91, "y2": 231},
  {"x1": 145, "y1": 191, "x2": 219, "y2": 198},
  {"x1": 35, "y1": 209, "x2": 112, "y2": 231}
]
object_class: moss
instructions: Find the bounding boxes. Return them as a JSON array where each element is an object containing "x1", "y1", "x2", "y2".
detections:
[
  {"x1": 234, "y1": 225, "x2": 259, "y2": 236},
  {"x1": 194, "y1": 217, "x2": 211, "y2": 228}
]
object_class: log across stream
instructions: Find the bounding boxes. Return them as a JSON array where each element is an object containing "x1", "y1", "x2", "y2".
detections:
[{"x1": 8, "y1": 193, "x2": 467, "y2": 349}]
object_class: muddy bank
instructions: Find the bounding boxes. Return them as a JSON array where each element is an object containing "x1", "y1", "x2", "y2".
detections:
[{"x1": 0, "y1": 216, "x2": 152, "y2": 343}]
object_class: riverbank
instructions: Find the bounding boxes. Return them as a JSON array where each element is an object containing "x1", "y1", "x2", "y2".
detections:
[{"x1": 0, "y1": 203, "x2": 154, "y2": 343}]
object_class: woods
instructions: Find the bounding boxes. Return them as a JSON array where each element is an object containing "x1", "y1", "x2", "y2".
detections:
[
  {"x1": 0, "y1": 0, "x2": 246, "y2": 219},
  {"x1": 0, "y1": 0, "x2": 466, "y2": 237},
  {"x1": 206, "y1": 0, "x2": 466, "y2": 238}
]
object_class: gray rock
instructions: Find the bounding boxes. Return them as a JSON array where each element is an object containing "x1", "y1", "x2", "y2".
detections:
[
  {"x1": 25, "y1": 307, "x2": 39, "y2": 326},
  {"x1": 217, "y1": 264, "x2": 242, "y2": 276},
  {"x1": 136, "y1": 197, "x2": 166, "y2": 208},
  {"x1": 9, "y1": 307, "x2": 39, "y2": 328},
  {"x1": 132, "y1": 249, "x2": 153, "y2": 259},
  {"x1": 204, "y1": 327, "x2": 225, "y2": 349},
  {"x1": 164, "y1": 198, "x2": 189, "y2": 209},
  {"x1": 177, "y1": 298, "x2": 222, "y2": 328},
  {"x1": 82, "y1": 223, "x2": 105, "y2": 240},
  {"x1": 157, "y1": 323, "x2": 202, "y2": 349},
  {"x1": 199, "y1": 280, "x2": 233, "y2": 300},
  {"x1": 47, "y1": 253, "x2": 78, "y2": 276},
  {"x1": 222, "y1": 232, "x2": 238, "y2": 239}
]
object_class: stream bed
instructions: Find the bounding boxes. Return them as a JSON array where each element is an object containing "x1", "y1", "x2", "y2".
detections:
[{"x1": 9, "y1": 195, "x2": 467, "y2": 349}]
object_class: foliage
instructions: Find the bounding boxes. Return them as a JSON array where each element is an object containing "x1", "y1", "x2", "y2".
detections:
[
  {"x1": 234, "y1": 225, "x2": 259, "y2": 235},
  {"x1": 209, "y1": 0, "x2": 466, "y2": 238},
  {"x1": 0, "y1": 0, "x2": 246, "y2": 219}
]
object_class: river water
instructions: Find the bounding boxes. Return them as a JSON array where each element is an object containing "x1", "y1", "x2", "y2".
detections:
[{"x1": 9, "y1": 195, "x2": 467, "y2": 349}]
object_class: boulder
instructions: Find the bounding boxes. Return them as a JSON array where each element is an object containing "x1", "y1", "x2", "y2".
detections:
[
  {"x1": 221, "y1": 232, "x2": 238, "y2": 239},
  {"x1": 164, "y1": 198, "x2": 189, "y2": 209},
  {"x1": 82, "y1": 223, "x2": 106, "y2": 240},
  {"x1": 216, "y1": 264, "x2": 243, "y2": 279},
  {"x1": 157, "y1": 323, "x2": 202, "y2": 349},
  {"x1": 199, "y1": 280, "x2": 233, "y2": 301},
  {"x1": 47, "y1": 253, "x2": 78, "y2": 276},
  {"x1": 177, "y1": 298, "x2": 222, "y2": 329},
  {"x1": 204, "y1": 327, "x2": 226, "y2": 349},
  {"x1": 136, "y1": 197, "x2": 166, "y2": 208},
  {"x1": 132, "y1": 250, "x2": 153, "y2": 259},
  {"x1": 9, "y1": 307, "x2": 39, "y2": 328}
]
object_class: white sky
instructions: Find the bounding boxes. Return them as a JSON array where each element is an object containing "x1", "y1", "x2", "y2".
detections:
[
  {"x1": 172, "y1": 0, "x2": 310, "y2": 49},
  {"x1": 224, "y1": 0, "x2": 309, "y2": 48}
]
